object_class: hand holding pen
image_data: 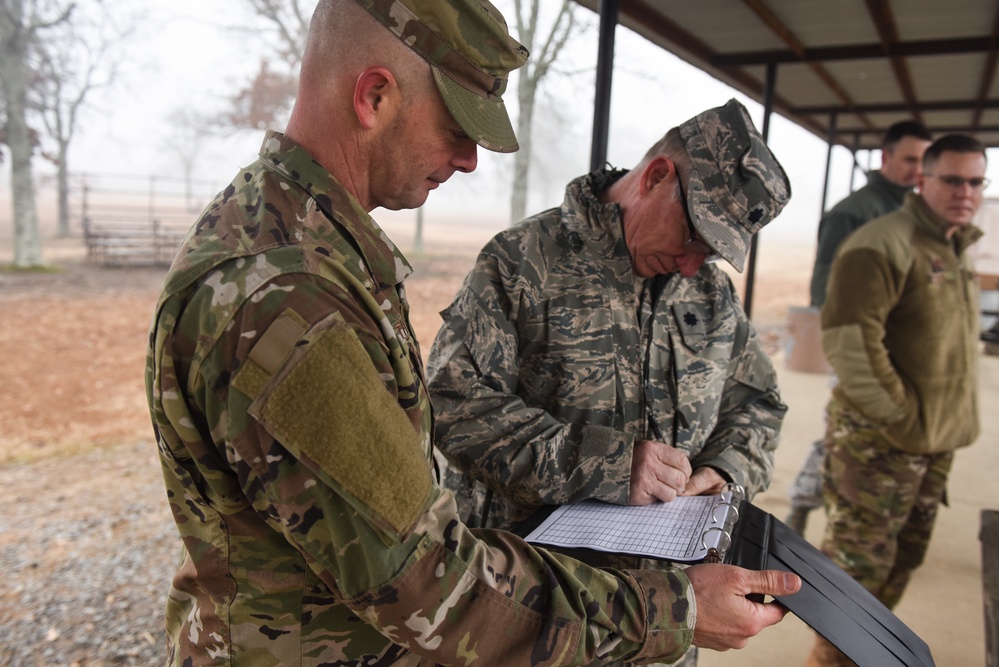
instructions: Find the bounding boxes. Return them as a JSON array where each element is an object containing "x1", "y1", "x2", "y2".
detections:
[{"x1": 630, "y1": 412, "x2": 727, "y2": 503}]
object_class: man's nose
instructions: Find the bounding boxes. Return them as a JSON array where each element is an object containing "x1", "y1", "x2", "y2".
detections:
[
  {"x1": 955, "y1": 181, "x2": 975, "y2": 196},
  {"x1": 453, "y1": 142, "x2": 478, "y2": 174}
]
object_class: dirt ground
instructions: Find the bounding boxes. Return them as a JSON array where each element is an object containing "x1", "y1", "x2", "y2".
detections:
[
  {"x1": 0, "y1": 252, "x2": 161, "y2": 465},
  {"x1": 0, "y1": 237, "x2": 481, "y2": 464},
  {"x1": 0, "y1": 232, "x2": 801, "y2": 465}
]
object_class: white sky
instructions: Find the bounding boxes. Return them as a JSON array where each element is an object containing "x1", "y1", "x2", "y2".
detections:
[{"x1": 11, "y1": 0, "x2": 999, "y2": 250}]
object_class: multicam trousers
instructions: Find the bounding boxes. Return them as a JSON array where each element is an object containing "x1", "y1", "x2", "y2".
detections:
[{"x1": 819, "y1": 398, "x2": 954, "y2": 610}]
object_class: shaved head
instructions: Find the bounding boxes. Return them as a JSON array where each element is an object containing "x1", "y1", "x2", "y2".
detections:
[{"x1": 302, "y1": 0, "x2": 433, "y2": 101}]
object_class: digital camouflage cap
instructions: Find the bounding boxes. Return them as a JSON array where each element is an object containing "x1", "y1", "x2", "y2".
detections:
[
  {"x1": 679, "y1": 98, "x2": 791, "y2": 271},
  {"x1": 354, "y1": 0, "x2": 529, "y2": 153}
]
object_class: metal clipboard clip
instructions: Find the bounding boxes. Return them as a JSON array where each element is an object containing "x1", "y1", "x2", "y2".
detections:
[{"x1": 702, "y1": 483, "x2": 745, "y2": 563}]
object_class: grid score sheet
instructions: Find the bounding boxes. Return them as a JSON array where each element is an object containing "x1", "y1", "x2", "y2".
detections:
[{"x1": 524, "y1": 496, "x2": 722, "y2": 562}]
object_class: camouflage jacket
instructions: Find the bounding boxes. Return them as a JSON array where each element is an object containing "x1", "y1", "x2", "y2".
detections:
[
  {"x1": 145, "y1": 132, "x2": 696, "y2": 666},
  {"x1": 427, "y1": 170, "x2": 786, "y2": 530},
  {"x1": 823, "y1": 192, "x2": 982, "y2": 455}
]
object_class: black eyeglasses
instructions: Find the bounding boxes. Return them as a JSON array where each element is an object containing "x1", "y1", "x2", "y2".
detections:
[
  {"x1": 925, "y1": 174, "x2": 991, "y2": 190},
  {"x1": 675, "y1": 177, "x2": 715, "y2": 256}
]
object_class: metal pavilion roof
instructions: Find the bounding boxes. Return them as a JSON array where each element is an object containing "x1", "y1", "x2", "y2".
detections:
[{"x1": 573, "y1": 0, "x2": 999, "y2": 150}]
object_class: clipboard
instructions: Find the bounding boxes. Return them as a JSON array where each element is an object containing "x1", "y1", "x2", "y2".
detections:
[
  {"x1": 516, "y1": 486, "x2": 936, "y2": 667},
  {"x1": 520, "y1": 485, "x2": 746, "y2": 563}
]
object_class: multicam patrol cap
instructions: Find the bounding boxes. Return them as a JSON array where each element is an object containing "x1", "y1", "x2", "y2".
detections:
[
  {"x1": 679, "y1": 98, "x2": 791, "y2": 272},
  {"x1": 354, "y1": 0, "x2": 529, "y2": 153}
]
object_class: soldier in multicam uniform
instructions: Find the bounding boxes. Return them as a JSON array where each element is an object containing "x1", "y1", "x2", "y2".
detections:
[
  {"x1": 427, "y1": 99, "x2": 791, "y2": 667},
  {"x1": 145, "y1": 2, "x2": 800, "y2": 665},
  {"x1": 784, "y1": 120, "x2": 932, "y2": 536},
  {"x1": 805, "y1": 134, "x2": 985, "y2": 667}
]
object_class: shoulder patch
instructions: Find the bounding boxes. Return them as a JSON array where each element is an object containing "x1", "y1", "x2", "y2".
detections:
[
  {"x1": 241, "y1": 317, "x2": 432, "y2": 538},
  {"x1": 249, "y1": 309, "x2": 309, "y2": 375}
]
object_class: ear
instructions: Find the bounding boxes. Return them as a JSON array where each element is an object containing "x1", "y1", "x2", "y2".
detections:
[
  {"x1": 353, "y1": 67, "x2": 397, "y2": 130},
  {"x1": 639, "y1": 156, "x2": 677, "y2": 196}
]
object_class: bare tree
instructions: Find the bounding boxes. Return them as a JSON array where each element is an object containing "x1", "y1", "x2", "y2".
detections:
[
  {"x1": 222, "y1": 1, "x2": 309, "y2": 131},
  {"x1": 32, "y1": 9, "x2": 128, "y2": 237},
  {"x1": 223, "y1": 60, "x2": 299, "y2": 131},
  {"x1": 163, "y1": 109, "x2": 215, "y2": 213},
  {"x1": 0, "y1": 0, "x2": 74, "y2": 267},
  {"x1": 241, "y1": 0, "x2": 309, "y2": 65},
  {"x1": 0, "y1": 92, "x2": 6, "y2": 163},
  {"x1": 508, "y1": 0, "x2": 577, "y2": 224}
]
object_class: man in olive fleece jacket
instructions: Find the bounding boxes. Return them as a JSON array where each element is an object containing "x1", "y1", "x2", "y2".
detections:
[
  {"x1": 806, "y1": 133, "x2": 985, "y2": 667},
  {"x1": 785, "y1": 121, "x2": 932, "y2": 535}
]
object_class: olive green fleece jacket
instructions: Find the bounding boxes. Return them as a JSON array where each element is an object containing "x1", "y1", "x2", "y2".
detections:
[
  {"x1": 821, "y1": 191, "x2": 983, "y2": 454},
  {"x1": 809, "y1": 170, "x2": 911, "y2": 307}
]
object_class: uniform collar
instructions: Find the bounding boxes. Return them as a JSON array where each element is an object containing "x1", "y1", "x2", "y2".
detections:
[
  {"x1": 553, "y1": 171, "x2": 636, "y2": 276},
  {"x1": 905, "y1": 191, "x2": 984, "y2": 253},
  {"x1": 257, "y1": 131, "x2": 414, "y2": 289},
  {"x1": 867, "y1": 170, "x2": 912, "y2": 199}
]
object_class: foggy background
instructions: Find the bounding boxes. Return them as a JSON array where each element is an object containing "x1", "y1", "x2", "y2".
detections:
[{"x1": 9, "y1": 0, "x2": 995, "y2": 254}]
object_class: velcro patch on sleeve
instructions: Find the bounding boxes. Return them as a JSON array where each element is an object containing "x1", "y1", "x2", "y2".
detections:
[
  {"x1": 248, "y1": 310, "x2": 309, "y2": 375},
  {"x1": 251, "y1": 321, "x2": 432, "y2": 537}
]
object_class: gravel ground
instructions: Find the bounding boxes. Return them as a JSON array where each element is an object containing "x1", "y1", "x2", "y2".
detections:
[{"x1": 0, "y1": 440, "x2": 174, "y2": 666}]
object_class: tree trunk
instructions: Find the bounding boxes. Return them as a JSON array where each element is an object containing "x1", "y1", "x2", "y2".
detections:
[
  {"x1": 10, "y1": 114, "x2": 43, "y2": 265},
  {"x1": 0, "y1": 0, "x2": 44, "y2": 267},
  {"x1": 56, "y1": 140, "x2": 70, "y2": 237},
  {"x1": 505, "y1": 0, "x2": 576, "y2": 226},
  {"x1": 509, "y1": 74, "x2": 536, "y2": 225},
  {"x1": 414, "y1": 205, "x2": 424, "y2": 254}
]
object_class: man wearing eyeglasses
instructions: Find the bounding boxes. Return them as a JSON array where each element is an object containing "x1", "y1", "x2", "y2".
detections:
[
  {"x1": 785, "y1": 121, "x2": 932, "y2": 536},
  {"x1": 426, "y1": 100, "x2": 789, "y2": 665},
  {"x1": 806, "y1": 134, "x2": 986, "y2": 667}
]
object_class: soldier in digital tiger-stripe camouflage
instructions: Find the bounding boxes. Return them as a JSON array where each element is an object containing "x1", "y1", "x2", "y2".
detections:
[
  {"x1": 145, "y1": 3, "x2": 800, "y2": 666},
  {"x1": 427, "y1": 99, "x2": 792, "y2": 667}
]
